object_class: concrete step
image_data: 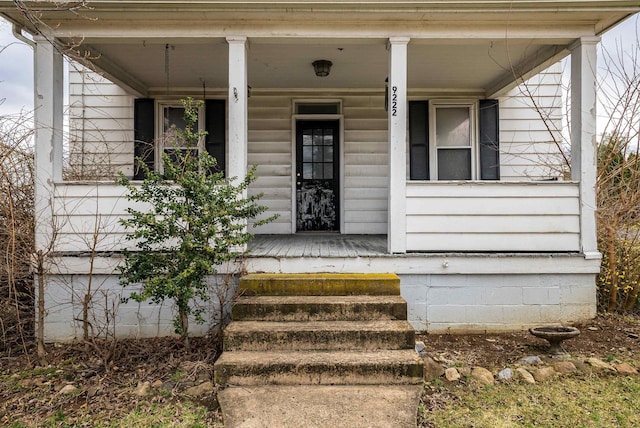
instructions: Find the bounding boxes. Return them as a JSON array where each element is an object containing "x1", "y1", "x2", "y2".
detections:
[
  {"x1": 239, "y1": 273, "x2": 400, "y2": 296},
  {"x1": 232, "y1": 295, "x2": 407, "y2": 321},
  {"x1": 214, "y1": 350, "x2": 424, "y2": 386},
  {"x1": 223, "y1": 320, "x2": 415, "y2": 351}
]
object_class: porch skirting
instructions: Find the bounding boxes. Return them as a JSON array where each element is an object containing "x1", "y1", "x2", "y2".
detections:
[{"x1": 42, "y1": 243, "x2": 599, "y2": 341}]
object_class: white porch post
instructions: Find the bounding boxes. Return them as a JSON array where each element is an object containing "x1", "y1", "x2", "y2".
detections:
[
  {"x1": 227, "y1": 36, "x2": 248, "y2": 182},
  {"x1": 34, "y1": 36, "x2": 64, "y2": 252},
  {"x1": 387, "y1": 37, "x2": 409, "y2": 254},
  {"x1": 570, "y1": 36, "x2": 600, "y2": 259}
]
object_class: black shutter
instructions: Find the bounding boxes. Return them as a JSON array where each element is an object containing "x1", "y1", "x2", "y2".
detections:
[
  {"x1": 205, "y1": 99, "x2": 226, "y2": 176},
  {"x1": 479, "y1": 99, "x2": 500, "y2": 180},
  {"x1": 133, "y1": 98, "x2": 155, "y2": 180},
  {"x1": 409, "y1": 100, "x2": 429, "y2": 180}
]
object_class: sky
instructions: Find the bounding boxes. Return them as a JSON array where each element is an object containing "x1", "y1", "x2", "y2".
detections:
[{"x1": 0, "y1": 12, "x2": 638, "y2": 119}]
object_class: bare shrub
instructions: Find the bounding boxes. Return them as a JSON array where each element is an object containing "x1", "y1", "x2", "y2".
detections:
[
  {"x1": 0, "y1": 111, "x2": 34, "y2": 356},
  {"x1": 596, "y1": 23, "x2": 640, "y2": 313}
]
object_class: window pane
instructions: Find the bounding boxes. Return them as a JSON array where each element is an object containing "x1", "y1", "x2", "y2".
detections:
[
  {"x1": 164, "y1": 107, "x2": 187, "y2": 132},
  {"x1": 436, "y1": 107, "x2": 470, "y2": 147},
  {"x1": 303, "y1": 146, "x2": 313, "y2": 162},
  {"x1": 313, "y1": 130, "x2": 324, "y2": 145},
  {"x1": 303, "y1": 163, "x2": 312, "y2": 179},
  {"x1": 323, "y1": 163, "x2": 333, "y2": 179},
  {"x1": 438, "y1": 148, "x2": 471, "y2": 180},
  {"x1": 313, "y1": 163, "x2": 324, "y2": 179},
  {"x1": 313, "y1": 145, "x2": 323, "y2": 162},
  {"x1": 323, "y1": 132, "x2": 333, "y2": 145},
  {"x1": 163, "y1": 107, "x2": 188, "y2": 148},
  {"x1": 296, "y1": 103, "x2": 340, "y2": 114},
  {"x1": 323, "y1": 146, "x2": 333, "y2": 162},
  {"x1": 303, "y1": 130, "x2": 313, "y2": 146}
]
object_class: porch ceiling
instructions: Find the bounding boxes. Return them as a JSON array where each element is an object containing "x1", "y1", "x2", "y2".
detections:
[
  {"x1": 82, "y1": 37, "x2": 567, "y2": 96},
  {"x1": 2, "y1": 1, "x2": 637, "y2": 96}
]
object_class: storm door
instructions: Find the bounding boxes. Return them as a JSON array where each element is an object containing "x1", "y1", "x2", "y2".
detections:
[{"x1": 296, "y1": 120, "x2": 340, "y2": 232}]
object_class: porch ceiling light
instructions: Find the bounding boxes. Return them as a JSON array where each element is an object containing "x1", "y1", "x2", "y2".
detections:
[{"x1": 312, "y1": 60, "x2": 333, "y2": 77}]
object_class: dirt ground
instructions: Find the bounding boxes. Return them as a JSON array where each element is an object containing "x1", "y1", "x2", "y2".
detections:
[
  {"x1": 417, "y1": 313, "x2": 640, "y2": 369},
  {"x1": 1, "y1": 314, "x2": 639, "y2": 426}
]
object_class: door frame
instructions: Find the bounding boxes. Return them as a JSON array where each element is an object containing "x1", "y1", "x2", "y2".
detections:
[{"x1": 291, "y1": 114, "x2": 344, "y2": 234}]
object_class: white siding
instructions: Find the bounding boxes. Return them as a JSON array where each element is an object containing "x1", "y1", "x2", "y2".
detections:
[
  {"x1": 68, "y1": 68, "x2": 135, "y2": 179},
  {"x1": 405, "y1": 181, "x2": 580, "y2": 252},
  {"x1": 342, "y1": 95, "x2": 388, "y2": 234},
  {"x1": 248, "y1": 94, "x2": 388, "y2": 235},
  {"x1": 498, "y1": 63, "x2": 566, "y2": 181},
  {"x1": 66, "y1": 66, "x2": 565, "y2": 237}
]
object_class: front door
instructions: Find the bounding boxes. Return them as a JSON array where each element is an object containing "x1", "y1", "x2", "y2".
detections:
[{"x1": 296, "y1": 120, "x2": 339, "y2": 232}]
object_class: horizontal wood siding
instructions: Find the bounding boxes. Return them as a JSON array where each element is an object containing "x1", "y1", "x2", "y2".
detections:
[
  {"x1": 498, "y1": 63, "x2": 566, "y2": 181},
  {"x1": 247, "y1": 94, "x2": 388, "y2": 234},
  {"x1": 406, "y1": 181, "x2": 580, "y2": 252},
  {"x1": 247, "y1": 96, "x2": 293, "y2": 234},
  {"x1": 53, "y1": 184, "x2": 133, "y2": 252},
  {"x1": 342, "y1": 95, "x2": 388, "y2": 234},
  {"x1": 68, "y1": 68, "x2": 135, "y2": 179}
]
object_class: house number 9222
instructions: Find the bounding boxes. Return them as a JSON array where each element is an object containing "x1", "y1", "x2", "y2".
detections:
[{"x1": 391, "y1": 86, "x2": 398, "y2": 116}]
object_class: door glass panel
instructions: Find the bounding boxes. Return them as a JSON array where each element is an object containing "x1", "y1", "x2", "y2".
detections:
[
  {"x1": 313, "y1": 146, "x2": 323, "y2": 162},
  {"x1": 324, "y1": 132, "x2": 333, "y2": 145},
  {"x1": 323, "y1": 163, "x2": 333, "y2": 178},
  {"x1": 303, "y1": 130, "x2": 313, "y2": 145},
  {"x1": 303, "y1": 146, "x2": 313, "y2": 162},
  {"x1": 436, "y1": 107, "x2": 470, "y2": 147},
  {"x1": 313, "y1": 130, "x2": 323, "y2": 145},
  {"x1": 313, "y1": 163, "x2": 324, "y2": 179},
  {"x1": 437, "y1": 148, "x2": 471, "y2": 180},
  {"x1": 303, "y1": 163, "x2": 312, "y2": 179},
  {"x1": 323, "y1": 146, "x2": 333, "y2": 160}
]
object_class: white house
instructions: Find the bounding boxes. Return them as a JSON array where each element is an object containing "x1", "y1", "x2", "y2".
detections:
[{"x1": 2, "y1": 1, "x2": 638, "y2": 341}]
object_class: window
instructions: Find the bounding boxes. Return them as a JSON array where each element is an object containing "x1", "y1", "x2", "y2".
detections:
[
  {"x1": 409, "y1": 99, "x2": 499, "y2": 181},
  {"x1": 158, "y1": 104, "x2": 202, "y2": 170},
  {"x1": 133, "y1": 99, "x2": 226, "y2": 180},
  {"x1": 295, "y1": 101, "x2": 341, "y2": 115}
]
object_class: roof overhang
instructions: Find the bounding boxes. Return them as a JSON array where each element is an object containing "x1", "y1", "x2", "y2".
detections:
[{"x1": 2, "y1": 1, "x2": 637, "y2": 97}]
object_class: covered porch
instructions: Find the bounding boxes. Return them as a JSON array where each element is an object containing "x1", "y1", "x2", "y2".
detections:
[{"x1": 0, "y1": 1, "x2": 627, "y2": 260}]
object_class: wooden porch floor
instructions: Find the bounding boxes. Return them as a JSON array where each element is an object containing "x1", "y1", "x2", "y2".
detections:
[{"x1": 247, "y1": 234, "x2": 388, "y2": 257}]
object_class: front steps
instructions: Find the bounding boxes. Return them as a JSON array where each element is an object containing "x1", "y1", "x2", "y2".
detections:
[{"x1": 214, "y1": 273, "x2": 423, "y2": 386}]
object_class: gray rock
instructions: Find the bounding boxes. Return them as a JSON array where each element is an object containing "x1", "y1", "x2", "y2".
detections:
[
  {"x1": 445, "y1": 367, "x2": 461, "y2": 382},
  {"x1": 518, "y1": 356, "x2": 542, "y2": 366},
  {"x1": 423, "y1": 356, "x2": 445, "y2": 381},
  {"x1": 497, "y1": 368, "x2": 513, "y2": 381},
  {"x1": 516, "y1": 367, "x2": 536, "y2": 384},
  {"x1": 184, "y1": 381, "x2": 214, "y2": 397},
  {"x1": 415, "y1": 341, "x2": 426, "y2": 354},
  {"x1": 471, "y1": 367, "x2": 494, "y2": 385}
]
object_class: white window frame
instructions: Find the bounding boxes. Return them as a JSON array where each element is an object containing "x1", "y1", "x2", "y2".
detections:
[
  {"x1": 155, "y1": 101, "x2": 205, "y2": 173},
  {"x1": 428, "y1": 100, "x2": 478, "y2": 181}
]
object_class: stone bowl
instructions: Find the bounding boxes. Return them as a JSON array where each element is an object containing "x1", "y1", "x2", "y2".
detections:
[{"x1": 529, "y1": 326, "x2": 581, "y2": 355}]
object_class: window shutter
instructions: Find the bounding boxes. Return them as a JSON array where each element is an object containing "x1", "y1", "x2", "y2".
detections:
[
  {"x1": 205, "y1": 99, "x2": 226, "y2": 176},
  {"x1": 409, "y1": 100, "x2": 429, "y2": 180},
  {"x1": 479, "y1": 99, "x2": 500, "y2": 180},
  {"x1": 133, "y1": 98, "x2": 155, "y2": 180}
]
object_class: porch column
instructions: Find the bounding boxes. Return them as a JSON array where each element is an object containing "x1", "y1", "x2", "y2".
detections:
[
  {"x1": 227, "y1": 36, "x2": 248, "y2": 182},
  {"x1": 387, "y1": 37, "x2": 409, "y2": 253},
  {"x1": 570, "y1": 36, "x2": 600, "y2": 259},
  {"x1": 34, "y1": 36, "x2": 64, "y2": 252}
]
